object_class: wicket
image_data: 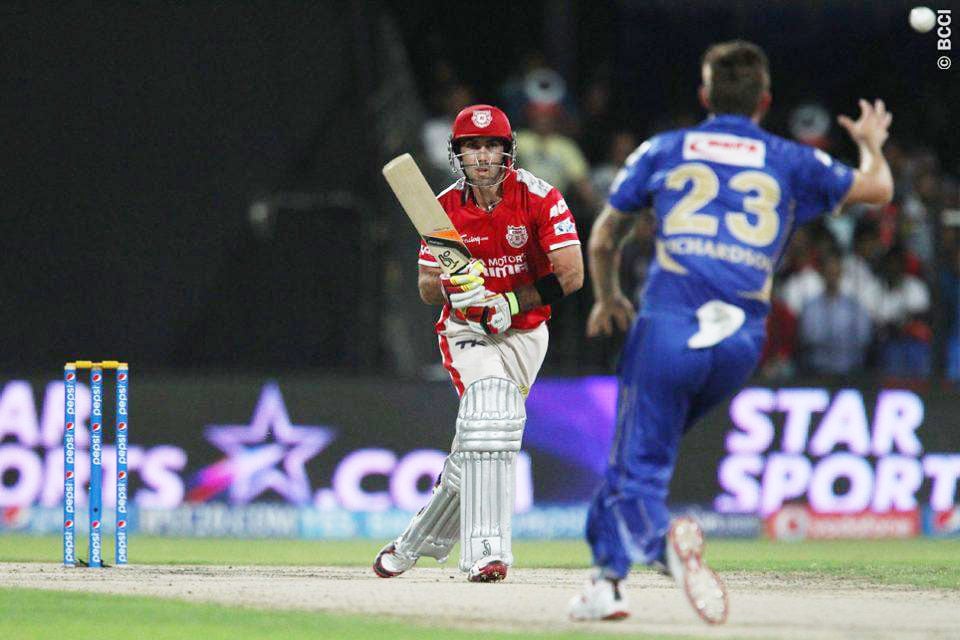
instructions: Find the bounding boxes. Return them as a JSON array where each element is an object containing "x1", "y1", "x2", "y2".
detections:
[{"x1": 63, "y1": 360, "x2": 129, "y2": 568}]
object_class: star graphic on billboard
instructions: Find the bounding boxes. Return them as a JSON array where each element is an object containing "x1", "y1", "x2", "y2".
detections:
[{"x1": 190, "y1": 383, "x2": 335, "y2": 505}]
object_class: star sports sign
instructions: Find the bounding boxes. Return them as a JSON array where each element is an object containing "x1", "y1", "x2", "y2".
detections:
[
  {"x1": 0, "y1": 380, "x2": 532, "y2": 514},
  {"x1": 0, "y1": 381, "x2": 185, "y2": 509},
  {"x1": 715, "y1": 387, "x2": 960, "y2": 515},
  {"x1": 187, "y1": 383, "x2": 532, "y2": 512}
]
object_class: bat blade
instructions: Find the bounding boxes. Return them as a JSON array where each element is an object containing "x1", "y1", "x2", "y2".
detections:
[{"x1": 382, "y1": 153, "x2": 472, "y2": 274}]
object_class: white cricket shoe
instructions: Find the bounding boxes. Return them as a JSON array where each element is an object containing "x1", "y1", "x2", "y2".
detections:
[
  {"x1": 665, "y1": 516, "x2": 729, "y2": 624},
  {"x1": 372, "y1": 540, "x2": 417, "y2": 578},
  {"x1": 568, "y1": 574, "x2": 629, "y2": 621},
  {"x1": 467, "y1": 555, "x2": 508, "y2": 583}
]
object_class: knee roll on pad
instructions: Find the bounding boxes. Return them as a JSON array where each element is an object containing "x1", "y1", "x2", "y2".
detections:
[
  {"x1": 457, "y1": 377, "x2": 526, "y2": 453},
  {"x1": 438, "y1": 451, "x2": 461, "y2": 491},
  {"x1": 456, "y1": 378, "x2": 526, "y2": 571},
  {"x1": 395, "y1": 453, "x2": 461, "y2": 562}
]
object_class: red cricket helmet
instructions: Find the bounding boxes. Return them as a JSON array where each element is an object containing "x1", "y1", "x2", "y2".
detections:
[{"x1": 448, "y1": 104, "x2": 517, "y2": 178}]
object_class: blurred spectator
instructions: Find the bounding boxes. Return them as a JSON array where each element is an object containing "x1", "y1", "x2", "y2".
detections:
[
  {"x1": 516, "y1": 101, "x2": 598, "y2": 213},
  {"x1": 421, "y1": 82, "x2": 475, "y2": 178},
  {"x1": 898, "y1": 168, "x2": 940, "y2": 270},
  {"x1": 841, "y1": 217, "x2": 885, "y2": 318},
  {"x1": 591, "y1": 130, "x2": 638, "y2": 198},
  {"x1": 797, "y1": 251, "x2": 873, "y2": 376},
  {"x1": 941, "y1": 200, "x2": 960, "y2": 380},
  {"x1": 579, "y1": 76, "x2": 617, "y2": 164},
  {"x1": 940, "y1": 235, "x2": 960, "y2": 380},
  {"x1": 779, "y1": 225, "x2": 838, "y2": 314},
  {"x1": 777, "y1": 226, "x2": 815, "y2": 280},
  {"x1": 788, "y1": 103, "x2": 832, "y2": 150},
  {"x1": 759, "y1": 283, "x2": 798, "y2": 381},
  {"x1": 780, "y1": 257, "x2": 822, "y2": 316},
  {"x1": 875, "y1": 244, "x2": 932, "y2": 378},
  {"x1": 498, "y1": 52, "x2": 578, "y2": 132}
]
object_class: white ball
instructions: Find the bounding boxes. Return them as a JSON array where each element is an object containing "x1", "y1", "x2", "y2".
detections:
[{"x1": 909, "y1": 6, "x2": 937, "y2": 33}]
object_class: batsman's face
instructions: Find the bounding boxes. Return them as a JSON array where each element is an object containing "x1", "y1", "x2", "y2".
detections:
[{"x1": 459, "y1": 137, "x2": 506, "y2": 186}]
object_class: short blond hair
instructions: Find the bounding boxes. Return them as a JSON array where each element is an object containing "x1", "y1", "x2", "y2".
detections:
[{"x1": 702, "y1": 40, "x2": 770, "y2": 116}]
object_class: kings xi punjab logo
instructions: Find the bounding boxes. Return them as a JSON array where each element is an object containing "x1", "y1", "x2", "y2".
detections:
[
  {"x1": 506, "y1": 225, "x2": 528, "y2": 249},
  {"x1": 471, "y1": 109, "x2": 492, "y2": 128}
]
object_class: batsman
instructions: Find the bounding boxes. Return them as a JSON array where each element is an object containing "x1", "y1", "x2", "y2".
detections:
[{"x1": 373, "y1": 104, "x2": 584, "y2": 582}]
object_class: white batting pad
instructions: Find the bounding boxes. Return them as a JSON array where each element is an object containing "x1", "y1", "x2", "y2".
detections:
[
  {"x1": 456, "y1": 377, "x2": 526, "y2": 571},
  {"x1": 394, "y1": 453, "x2": 461, "y2": 561}
]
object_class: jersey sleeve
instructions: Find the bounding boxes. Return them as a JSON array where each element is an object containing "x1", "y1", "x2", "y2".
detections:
[
  {"x1": 792, "y1": 146, "x2": 855, "y2": 224},
  {"x1": 418, "y1": 240, "x2": 440, "y2": 267},
  {"x1": 536, "y1": 188, "x2": 581, "y2": 253},
  {"x1": 608, "y1": 137, "x2": 659, "y2": 212}
]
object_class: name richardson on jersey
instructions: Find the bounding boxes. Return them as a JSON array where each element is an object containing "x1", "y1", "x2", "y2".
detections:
[{"x1": 662, "y1": 236, "x2": 774, "y2": 272}]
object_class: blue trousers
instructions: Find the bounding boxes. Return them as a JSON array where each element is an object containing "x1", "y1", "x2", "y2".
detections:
[{"x1": 586, "y1": 309, "x2": 764, "y2": 579}]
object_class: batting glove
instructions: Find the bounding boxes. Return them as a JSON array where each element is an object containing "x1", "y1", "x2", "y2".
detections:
[
  {"x1": 441, "y1": 259, "x2": 487, "y2": 310},
  {"x1": 464, "y1": 291, "x2": 520, "y2": 335}
]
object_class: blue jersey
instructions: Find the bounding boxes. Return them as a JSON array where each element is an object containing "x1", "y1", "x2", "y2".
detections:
[{"x1": 609, "y1": 114, "x2": 854, "y2": 319}]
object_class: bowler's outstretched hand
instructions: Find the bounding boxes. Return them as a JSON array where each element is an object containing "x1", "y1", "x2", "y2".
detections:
[
  {"x1": 837, "y1": 99, "x2": 892, "y2": 151},
  {"x1": 586, "y1": 295, "x2": 635, "y2": 337}
]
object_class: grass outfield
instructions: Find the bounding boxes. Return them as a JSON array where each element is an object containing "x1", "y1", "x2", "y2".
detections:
[
  {"x1": 2, "y1": 534, "x2": 959, "y2": 589},
  {"x1": 0, "y1": 588, "x2": 693, "y2": 640}
]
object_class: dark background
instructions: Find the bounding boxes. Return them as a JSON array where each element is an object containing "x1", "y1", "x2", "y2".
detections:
[{"x1": 2, "y1": 2, "x2": 955, "y2": 376}]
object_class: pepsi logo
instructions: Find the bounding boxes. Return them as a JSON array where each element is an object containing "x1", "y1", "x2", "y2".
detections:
[
  {"x1": 118, "y1": 471, "x2": 127, "y2": 480},
  {"x1": 91, "y1": 520, "x2": 101, "y2": 529},
  {"x1": 66, "y1": 422, "x2": 74, "y2": 431},
  {"x1": 93, "y1": 373, "x2": 102, "y2": 382},
  {"x1": 65, "y1": 520, "x2": 74, "y2": 528},
  {"x1": 66, "y1": 373, "x2": 76, "y2": 381},
  {"x1": 92, "y1": 423, "x2": 101, "y2": 432},
  {"x1": 65, "y1": 471, "x2": 74, "y2": 479},
  {"x1": 117, "y1": 520, "x2": 126, "y2": 529},
  {"x1": 118, "y1": 422, "x2": 127, "y2": 431},
  {"x1": 118, "y1": 373, "x2": 127, "y2": 381}
]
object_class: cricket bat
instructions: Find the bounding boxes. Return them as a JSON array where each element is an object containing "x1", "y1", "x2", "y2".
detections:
[{"x1": 382, "y1": 153, "x2": 472, "y2": 275}]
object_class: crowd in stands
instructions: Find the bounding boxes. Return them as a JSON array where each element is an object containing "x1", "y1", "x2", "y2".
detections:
[{"x1": 418, "y1": 59, "x2": 959, "y2": 382}]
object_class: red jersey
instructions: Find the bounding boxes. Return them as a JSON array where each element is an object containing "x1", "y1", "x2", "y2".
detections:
[{"x1": 418, "y1": 168, "x2": 581, "y2": 330}]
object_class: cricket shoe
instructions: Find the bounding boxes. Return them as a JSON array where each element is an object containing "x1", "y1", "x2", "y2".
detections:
[
  {"x1": 372, "y1": 541, "x2": 417, "y2": 578},
  {"x1": 467, "y1": 556, "x2": 508, "y2": 583},
  {"x1": 568, "y1": 573, "x2": 629, "y2": 621},
  {"x1": 665, "y1": 516, "x2": 729, "y2": 625}
]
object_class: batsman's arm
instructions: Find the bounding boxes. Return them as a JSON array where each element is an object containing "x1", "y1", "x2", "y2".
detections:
[
  {"x1": 418, "y1": 265, "x2": 446, "y2": 305},
  {"x1": 512, "y1": 245, "x2": 584, "y2": 312},
  {"x1": 458, "y1": 247, "x2": 583, "y2": 336},
  {"x1": 586, "y1": 204, "x2": 637, "y2": 336}
]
